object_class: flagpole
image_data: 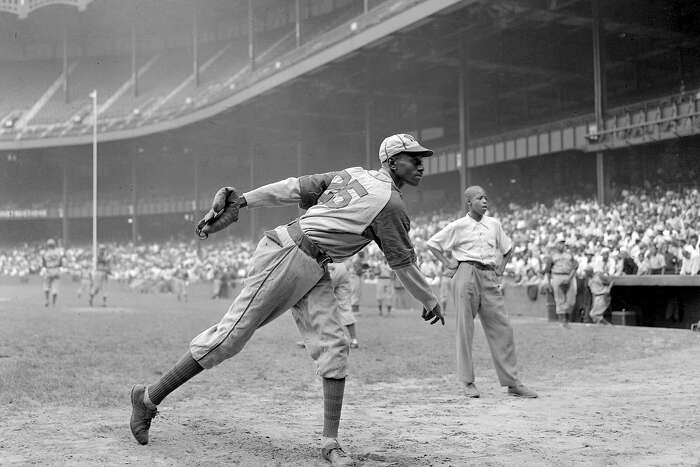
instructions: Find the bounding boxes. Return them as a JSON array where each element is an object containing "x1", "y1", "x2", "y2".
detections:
[{"x1": 91, "y1": 89, "x2": 98, "y2": 275}]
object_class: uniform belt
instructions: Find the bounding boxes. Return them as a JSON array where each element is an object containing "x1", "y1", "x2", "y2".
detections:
[
  {"x1": 286, "y1": 220, "x2": 333, "y2": 267},
  {"x1": 460, "y1": 260, "x2": 494, "y2": 271}
]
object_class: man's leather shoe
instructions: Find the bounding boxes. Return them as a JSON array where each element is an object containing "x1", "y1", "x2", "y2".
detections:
[
  {"x1": 508, "y1": 384, "x2": 538, "y2": 398},
  {"x1": 464, "y1": 383, "x2": 480, "y2": 398}
]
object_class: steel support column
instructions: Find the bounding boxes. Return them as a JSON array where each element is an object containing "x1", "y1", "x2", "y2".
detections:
[
  {"x1": 193, "y1": 3, "x2": 199, "y2": 87},
  {"x1": 295, "y1": 0, "x2": 301, "y2": 47},
  {"x1": 458, "y1": 39, "x2": 471, "y2": 212},
  {"x1": 592, "y1": 0, "x2": 607, "y2": 205},
  {"x1": 364, "y1": 98, "x2": 372, "y2": 168},
  {"x1": 131, "y1": 151, "x2": 139, "y2": 244},
  {"x1": 249, "y1": 138, "x2": 256, "y2": 240},
  {"x1": 248, "y1": 0, "x2": 255, "y2": 71},
  {"x1": 62, "y1": 161, "x2": 69, "y2": 247},
  {"x1": 364, "y1": 58, "x2": 373, "y2": 168},
  {"x1": 63, "y1": 15, "x2": 69, "y2": 103},
  {"x1": 131, "y1": 20, "x2": 138, "y2": 97},
  {"x1": 192, "y1": 149, "x2": 199, "y2": 214},
  {"x1": 297, "y1": 125, "x2": 304, "y2": 215}
]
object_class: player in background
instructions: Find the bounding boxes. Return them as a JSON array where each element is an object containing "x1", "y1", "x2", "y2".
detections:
[
  {"x1": 331, "y1": 259, "x2": 360, "y2": 348},
  {"x1": 76, "y1": 260, "x2": 93, "y2": 301},
  {"x1": 89, "y1": 245, "x2": 111, "y2": 307},
  {"x1": 129, "y1": 134, "x2": 444, "y2": 466},
  {"x1": 298, "y1": 257, "x2": 360, "y2": 349},
  {"x1": 41, "y1": 238, "x2": 64, "y2": 307},
  {"x1": 173, "y1": 267, "x2": 189, "y2": 303},
  {"x1": 349, "y1": 250, "x2": 367, "y2": 313},
  {"x1": 375, "y1": 260, "x2": 394, "y2": 317},
  {"x1": 544, "y1": 234, "x2": 579, "y2": 328}
]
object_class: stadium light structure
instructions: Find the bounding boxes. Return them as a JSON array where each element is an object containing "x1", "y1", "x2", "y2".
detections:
[{"x1": 90, "y1": 89, "x2": 98, "y2": 275}]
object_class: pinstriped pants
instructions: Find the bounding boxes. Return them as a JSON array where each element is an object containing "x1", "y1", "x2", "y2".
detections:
[
  {"x1": 452, "y1": 262, "x2": 520, "y2": 387},
  {"x1": 189, "y1": 225, "x2": 351, "y2": 379}
]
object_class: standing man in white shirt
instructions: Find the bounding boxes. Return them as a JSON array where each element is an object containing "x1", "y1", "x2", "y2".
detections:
[{"x1": 426, "y1": 186, "x2": 537, "y2": 399}]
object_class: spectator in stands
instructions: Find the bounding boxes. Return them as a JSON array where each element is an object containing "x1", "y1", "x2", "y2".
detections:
[
  {"x1": 645, "y1": 244, "x2": 666, "y2": 275},
  {"x1": 661, "y1": 242, "x2": 681, "y2": 274},
  {"x1": 679, "y1": 244, "x2": 700, "y2": 275},
  {"x1": 618, "y1": 248, "x2": 639, "y2": 275}
]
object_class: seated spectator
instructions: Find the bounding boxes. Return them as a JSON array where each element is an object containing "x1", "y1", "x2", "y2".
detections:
[
  {"x1": 618, "y1": 248, "x2": 639, "y2": 275},
  {"x1": 661, "y1": 242, "x2": 681, "y2": 275},
  {"x1": 679, "y1": 243, "x2": 700, "y2": 275},
  {"x1": 646, "y1": 244, "x2": 666, "y2": 275}
]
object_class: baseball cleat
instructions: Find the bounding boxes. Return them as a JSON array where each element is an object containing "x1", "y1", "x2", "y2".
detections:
[
  {"x1": 130, "y1": 384, "x2": 158, "y2": 445},
  {"x1": 507, "y1": 384, "x2": 538, "y2": 398},
  {"x1": 463, "y1": 383, "x2": 480, "y2": 398},
  {"x1": 321, "y1": 439, "x2": 354, "y2": 466}
]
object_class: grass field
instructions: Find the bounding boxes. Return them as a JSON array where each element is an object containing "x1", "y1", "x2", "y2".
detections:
[{"x1": 1, "y1": 277, "x2": 699, "y2": 466}]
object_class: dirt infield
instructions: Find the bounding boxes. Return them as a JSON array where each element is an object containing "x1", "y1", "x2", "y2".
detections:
[{"x1": 1, "y1": 278, "x2": 699, "y2": 466}]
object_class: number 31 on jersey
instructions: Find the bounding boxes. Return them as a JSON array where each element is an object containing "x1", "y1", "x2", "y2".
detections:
[{"x1": 318, "y1": 170, "x2": 368, "y2": 208}]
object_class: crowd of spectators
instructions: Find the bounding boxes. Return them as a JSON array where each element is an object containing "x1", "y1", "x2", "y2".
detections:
[
  {"x1": 498, "y1": 186, "x2": 700, "y2": 282},
  {"x1": 1, "y1": 186, "x2": 699, "y2": 292}
]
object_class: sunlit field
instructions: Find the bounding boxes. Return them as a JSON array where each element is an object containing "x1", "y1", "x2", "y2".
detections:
[{"x1": 1, "y1": 277, "x2": 699, "y2": 466}]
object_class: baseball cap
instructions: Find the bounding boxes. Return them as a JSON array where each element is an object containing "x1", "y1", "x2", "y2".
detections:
[
  {"x1": 46, "y1": 238, "x2": 56, "y2": 247},
  {"x1": 378, "y1": 133, "x2": 433, "y2": 164}
]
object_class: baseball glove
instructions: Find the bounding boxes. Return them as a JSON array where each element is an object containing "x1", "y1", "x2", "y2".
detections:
[{"x1": 195, "y1": 186, "x2": 242, "y2": 239}]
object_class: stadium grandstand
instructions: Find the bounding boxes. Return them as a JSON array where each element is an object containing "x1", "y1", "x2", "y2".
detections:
[{"x1": 1, "y1": 0, "x2": 699, "y2": 325}]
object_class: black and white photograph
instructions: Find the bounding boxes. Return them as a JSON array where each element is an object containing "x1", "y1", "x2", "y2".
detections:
[{"x1": 1, "y1": 0, "x2": 700, "y2": 465}]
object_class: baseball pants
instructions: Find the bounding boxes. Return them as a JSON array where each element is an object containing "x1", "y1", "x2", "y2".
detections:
[
  {"x1": 375, "y1": 278, "x2": 394, "y2": 307},
  {"x1": 452, "y1": 262, "x2": 519, "y2": 387},
  {"x1": 189, "y1": 225, "x2": 350, "y2": 379},
  {"x1": 589, "y1": 294, "x2": 611, "y2": 322},
  {"x1": 551, "y1": 274, "x2": 577, "y2": 315},
  {"x1": 91, "y1": 271, "x2": 109, "y2": 297},
  {"x1": 349, "y1": 274, "x2": 362, "y2": 308},
  {"x1": 43, "y1": 274, "x2": 60, "y2": 295}
]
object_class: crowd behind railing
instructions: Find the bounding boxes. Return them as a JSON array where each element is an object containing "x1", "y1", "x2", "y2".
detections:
[{"x1": 2, "y1": 187, "x2": 699, "y2": 292}]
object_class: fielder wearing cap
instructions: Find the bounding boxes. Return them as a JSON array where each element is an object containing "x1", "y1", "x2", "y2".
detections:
[
  {"x1": 544, "y1": 234, "x2": 578, "y2": 327},
  {"x1": 41, "y1": 238, "x2": 64, "y2": 307},
  {"x1": 129, "y1": 132, "x2": 443, "y2": 466}
]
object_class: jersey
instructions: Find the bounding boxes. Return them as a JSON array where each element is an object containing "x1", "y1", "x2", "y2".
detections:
[
  {"x1": 42, "y1": 248, "x2": 63, "y2": 278},
  {"x1": 297, "y1": 167, "x2": 416, "y2": 269},
  {"x1": 549, "y1": 252, "x2": 577, "y2": 275},
  {"x1": 96, "y1": 251, "x2": 111, "y2": 274}
]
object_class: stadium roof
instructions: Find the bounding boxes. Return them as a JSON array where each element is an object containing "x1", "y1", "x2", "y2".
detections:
[{"x1": 2, "y1": 0, "x2": 700, "y2": 150}]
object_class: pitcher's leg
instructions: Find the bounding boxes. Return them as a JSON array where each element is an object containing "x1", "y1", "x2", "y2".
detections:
[
  {"x1": 292, "y1": 273, "x2": 352, "y2": 464},
  {"x1": 292, "y1": 273, "x2": 350, "y2": 379},
  {"x1": 192, "y1": 239, "x2": 322, "y2": 369},
  {"x1": 130, "y1": 233, "x2": 322, "y2": 445}
]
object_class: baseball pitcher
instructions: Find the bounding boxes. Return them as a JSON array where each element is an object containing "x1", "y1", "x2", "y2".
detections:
[{"x1": 129, "y1": 134, "x2": 444, "y2": 466}]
